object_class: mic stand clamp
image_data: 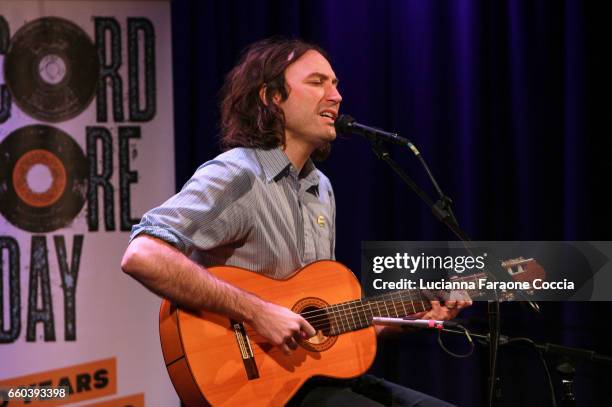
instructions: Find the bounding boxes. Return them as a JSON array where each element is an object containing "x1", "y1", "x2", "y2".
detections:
[{"x1": 432, "y1": 195, "x2": 460, "y2": 228}]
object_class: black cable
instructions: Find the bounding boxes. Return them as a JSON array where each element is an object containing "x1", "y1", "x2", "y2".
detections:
[
  {"x1": 487, "y1": 306, "x2": 500, "y2": 407},
  {"x1": 437, "y1": 324, "x2": 475, "y2": 358}
]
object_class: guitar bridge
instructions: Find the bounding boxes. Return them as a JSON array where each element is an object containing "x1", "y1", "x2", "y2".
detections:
[{"x1": 231, "y1": 320, "x2": 259, "y2": 380}]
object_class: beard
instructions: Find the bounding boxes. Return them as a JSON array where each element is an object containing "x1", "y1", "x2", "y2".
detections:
[{"x1": 311, "y1": 141, "x2": 331, "y2": 161}]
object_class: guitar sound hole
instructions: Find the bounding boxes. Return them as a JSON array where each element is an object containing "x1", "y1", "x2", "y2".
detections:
[
  {"x1": 293, "y1": 297, "x2": 338, "y2": 352},
  {"x1": 302, "y1": 306, "x2": 332, "y2": 339}
]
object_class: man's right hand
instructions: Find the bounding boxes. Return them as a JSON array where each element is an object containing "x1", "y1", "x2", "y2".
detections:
[
  {"x1": 248, "y1": 300, "x2": 316, "y2": 355},
  {"x1": 122, "y1": 236, "x2": 316, "y2": 355}
]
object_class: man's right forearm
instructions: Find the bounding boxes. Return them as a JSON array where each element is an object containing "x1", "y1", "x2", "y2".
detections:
[{"x1": 120, "y1": 234, "x2": 263, "y2": 322}]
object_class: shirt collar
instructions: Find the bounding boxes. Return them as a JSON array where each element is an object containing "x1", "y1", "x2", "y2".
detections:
[
  {"x1": 300, "y1": 158, "x2": 320, "y2": 187},
  {"x1": 256, "y1": 147, "x2": 320, "y2": 186}
]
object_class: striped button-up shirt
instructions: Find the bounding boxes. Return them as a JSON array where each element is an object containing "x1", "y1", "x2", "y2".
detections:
[{"x1": 130, "y1": 147, "x2": 336, "y2": 278}]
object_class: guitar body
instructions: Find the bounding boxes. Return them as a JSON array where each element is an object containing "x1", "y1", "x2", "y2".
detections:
[{"x1": 159, "y1": 260, "x2": 377, "y2": 406}]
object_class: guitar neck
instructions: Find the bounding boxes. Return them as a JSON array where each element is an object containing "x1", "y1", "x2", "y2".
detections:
[{"x1": 305, "y1": 273, "x2": 487, "y2": 336}]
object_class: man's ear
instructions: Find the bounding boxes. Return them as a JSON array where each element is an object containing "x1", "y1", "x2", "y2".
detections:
[
  {"x1": 259, "y1": 84, "x2": 269, "y2": 106},
  {"x1": 259, "y1": 84, "x2": 282, "y2": 106}
]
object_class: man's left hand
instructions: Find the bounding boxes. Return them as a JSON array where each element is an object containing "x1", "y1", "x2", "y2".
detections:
[{"x1": 420, "y1": 299, "x2": 472, "y2": 320}]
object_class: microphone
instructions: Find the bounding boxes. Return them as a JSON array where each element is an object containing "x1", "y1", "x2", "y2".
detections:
[
  {"x1": 372, "y1": 317, "x2": 460, "y2": 330},
  {"x1": 335, "y1": 114, "x2": 414, "y2": 149}
]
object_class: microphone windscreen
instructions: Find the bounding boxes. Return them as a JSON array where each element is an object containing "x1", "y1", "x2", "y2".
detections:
[{"x1": 334, "y1": 114, "x2": 355, "y2": 133}]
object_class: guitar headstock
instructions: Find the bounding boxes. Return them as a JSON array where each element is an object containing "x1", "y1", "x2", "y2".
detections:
[
  {"x1": 498, "y1": 257, "x2": 546, "y2": 300},
  {"x1": 448, "y1": 257, "x2": 547, "y2": 302},
  {"x1": 502, "y1": 257, "x2": 546, "y2": 282}
]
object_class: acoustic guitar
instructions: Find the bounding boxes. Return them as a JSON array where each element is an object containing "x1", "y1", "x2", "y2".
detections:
[{"x1": 159, "y1": 258, "x2": 543, "y2": 406}]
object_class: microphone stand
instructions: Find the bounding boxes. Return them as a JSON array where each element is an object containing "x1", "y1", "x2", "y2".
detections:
[
  {"x1": 374, "y1": 317, "x2": 612, "y2": 407},
  {"x1": 442, "y1": 327, "x2": 612, "y2": 407},
  {"x1": 367, "y1": 138, "x2": 503, "y2": 406},
  {"x1": 369, "y1": 140, "x2": 469, "y2": 241}
]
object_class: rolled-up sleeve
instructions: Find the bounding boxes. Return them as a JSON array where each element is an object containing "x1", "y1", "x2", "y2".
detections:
[{"x1": 129, "y1": 157, "x2": 253, "y2": 254}]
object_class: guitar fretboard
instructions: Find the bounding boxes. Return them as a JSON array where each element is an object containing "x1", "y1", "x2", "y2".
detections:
[{"x1": 301, "y1": 272, "x2": 488, "y2": 336}]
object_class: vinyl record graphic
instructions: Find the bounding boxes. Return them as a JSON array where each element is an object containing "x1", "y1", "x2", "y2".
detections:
[
  {"x1": 0, "y1": 125, "x2": 88, "y2": 232},
  {"x1": 3, "y1": 17, "x2": 100, "y2": 122}
]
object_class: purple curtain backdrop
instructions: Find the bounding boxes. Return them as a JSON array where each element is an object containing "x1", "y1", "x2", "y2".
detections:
[{"x1": 170, "y1": 1, "x2": 611, "y2": 405}]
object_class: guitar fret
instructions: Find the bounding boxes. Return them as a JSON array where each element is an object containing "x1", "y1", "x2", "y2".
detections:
[
  {"x1": 355, "y1": 300, "x2": 368, "y2": 328},
  {"x1": 347, "y1": 303, "x2": 356, "y2": 331},
  {"x1": 405, "y1": 291, "x2": 415, "y2": 314},
  {"x1": 399, "y1": 294, "x2": 408, "y2": 316},
  {"x1": 325, "y1": 304, "x2": 334, "y2": 335},
  {"x1": 374, "y1": 300, "x2": 382, "y2": 318},
  {"x1": 330, "y1": 304, "x2": 342, "y2": 336},
  {"x1": 405, "y1": 290, "x2": 418, "y2": 314},
  {"x1": 399, "y1": 293, "x2": 407, "y2": 316},
  {"x1": 390, "y1": 294, "x2": 399, "y2": 317},
  {"x1": 382, "y1": 299, "x2": 390, "y2": 318},
  {"x1": 353, "y1": 301, "x2": 363, "y2": 330},
  {"x1": 342, "y1": 302, "x2": 352, "y2": 333},
  {"x1": 354, "y1": 301, "x2": 363, "y2": 329},
  {"x1": 367, "y1": 302, "x2": 375, "y2": 321},
  {"x1": 333, "y1": 303, "x2": 342, "y2": 334},
  {"x1": 359, "y1": 302, "x2": 368, "y2": 328},
  {"x1": 419, "y1": 292, "x2": 426, "y2": 313},
  {"x1": 347, "y1": 301, "x2": 357, "y2": 331},
  {"x1": 369, "y1": 301, "x2": 376, "y2": 321},
  {"x1": 410, "y1": 291, "x2": 418, "y2": 313},
  {"x1": 337, "y1": 302, "x2": 347, "y2": 333},
  {"x1": 404, "y1": 293, "x2": 414, "y2": 315}
]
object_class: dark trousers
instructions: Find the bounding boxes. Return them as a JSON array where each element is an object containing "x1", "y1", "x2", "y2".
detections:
[{"x1": 287, "y1": 375, "x2": 456, "y2": 407}]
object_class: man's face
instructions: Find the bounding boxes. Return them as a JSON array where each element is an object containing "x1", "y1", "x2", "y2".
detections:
[{"x1": 278, "y1": 50, "x2": 342, "y2": 149}]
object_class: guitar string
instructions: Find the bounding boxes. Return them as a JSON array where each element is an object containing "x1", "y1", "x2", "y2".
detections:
[
  {"x1": 234, "y1": 275, "x2": 484, "y2": 346},
  {"x1": 241, "y1": 296, "x2": 430, "y2": 343},
  {"x1": 296, "y1": 271, "x2": 482, "y2": 320},
  {"x1": 298, "y1": 289, "x2": 430, "y2": 319},
  {"x1": 297, "y1": 290, "x2": 432, "y2": 327},
  {"x1": 297, "y1": 282, "x2": 482, "y2": 329},
  {"x1": 252, "y1": 294, "x2": 434, "y2": 338},
  {"x1": 304, "y1": 305, "x2": 427, "y2": 332},
  {"x1": 297, "y1": 289, "x2": 429, "y2": 317},
  {"x1": 241, "y1": 295, "x2": 433, "y2": 351},
  {"x1": 242, "y1": 285, "x2": 478, "y2": 345},
  {"x1": 300, "y1": 289, "x2": 430, "y2": 327},
  {"x1": 294, "y1": 277, "x2": 478, "y2": 332},
  {"x1": 232, "y1": 292, "x2": 432, "y2": 347},
  {"x1": 233, "y1": 273, "x2": 494, "y2": 353},
  {"x1": 300, "y1": 298, "x2": 428, "y2": 328},
  {"x1": 242, "y1": 300, "x2": 422, "y2": 353}
]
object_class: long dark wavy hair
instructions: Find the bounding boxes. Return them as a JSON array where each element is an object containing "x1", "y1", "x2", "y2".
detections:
[{"x1": 219, "y1": 38, "x2": 332, "y2": 160}]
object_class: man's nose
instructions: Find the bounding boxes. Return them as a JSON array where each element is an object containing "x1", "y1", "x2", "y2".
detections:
[{"x1": 327, "y1": 85, "x2": 342, "y2": 104}]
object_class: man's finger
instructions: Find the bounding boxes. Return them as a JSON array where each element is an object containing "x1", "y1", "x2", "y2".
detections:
[
  {"x1": 456, "y1": 300, "x2": 472, "y2": 309},
  {"x1": 282, "y1": 343, "x2": 292, "y2": 355},
  {"x1": 300, "y1": 318, "x2": 316, "y2": 337},
  {"x1": 430, "y1": 301, "x2": 442, "y2": 313},
  {"x1": 287, "y1": 337, "x2": 298, "y2": 350},
  {"x1": 448, "y1": 308, "x2": 460, "y2": 319}
]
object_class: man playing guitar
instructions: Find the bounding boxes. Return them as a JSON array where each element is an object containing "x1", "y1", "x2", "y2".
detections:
[{"x1": 121, "y1": 38, "x2": 470, "y2": 406}]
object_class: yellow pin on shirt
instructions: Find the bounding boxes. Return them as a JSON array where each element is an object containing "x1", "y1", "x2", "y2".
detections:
[{"x1": 317, "y1": 215, "x2": 325, "y2": 227}]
